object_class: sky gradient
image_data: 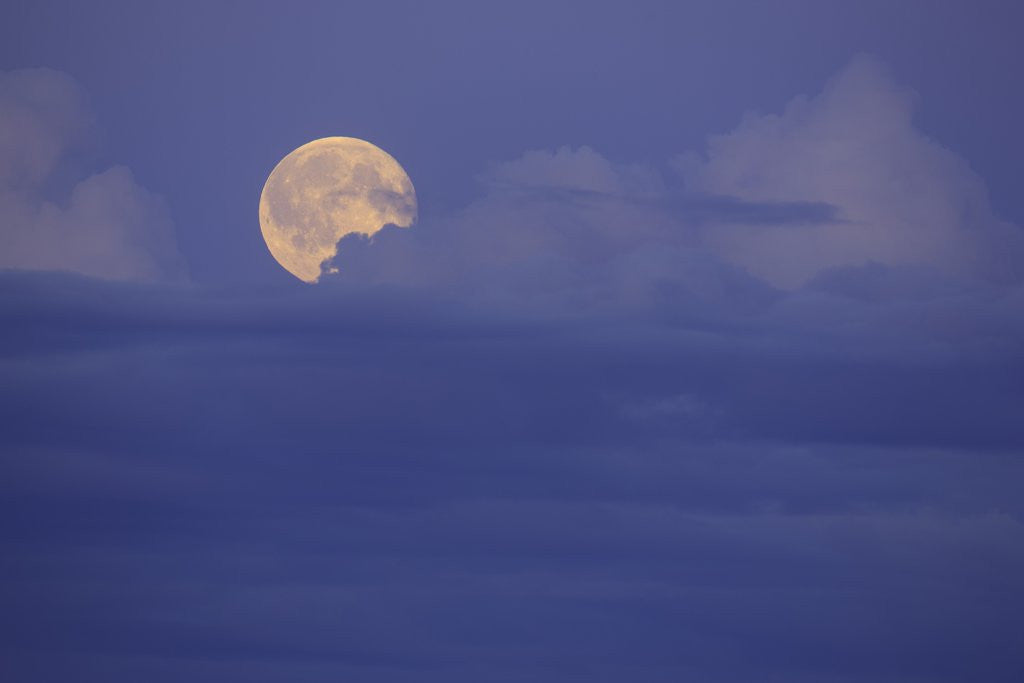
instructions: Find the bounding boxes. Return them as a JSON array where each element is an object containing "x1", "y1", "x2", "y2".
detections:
[{"x1": 2, "y1": 2, "x2": 1024, "y2": 681}]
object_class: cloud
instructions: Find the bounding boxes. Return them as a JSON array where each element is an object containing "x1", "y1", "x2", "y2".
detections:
[
  {"x1": 325, "y1": 145, "x2": 781, "y2": 321},
  {"x1": 323, "y1": 57, "x2": 1022, "y2": 305},
  {"x1": 0, "y1": 68, "x2": 186, "y2": 282},
  {"x1": 2, "y1": 271, "x2": 1024, "y2": 682},
  {"x1": 483, "y1": 145, "x2": 662, "y2": 195},
  {"x1": 4, "y1": 57, "x2": 1024, "y2": 682},
  {"x1": 679, "y1": 55, "x2": 1024, "y2": 288}
]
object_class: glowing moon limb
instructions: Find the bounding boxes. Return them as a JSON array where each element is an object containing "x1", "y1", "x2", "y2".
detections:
[{"x1": 259, "y1": 137, "x2": 417, "y2": 282}]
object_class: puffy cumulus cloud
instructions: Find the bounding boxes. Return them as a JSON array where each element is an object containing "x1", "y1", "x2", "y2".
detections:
[
  {"x1": 483, "y1": 145, "x2": 663, "y2": 195},
  {"x1": 325, "y1": 57, "x2": 1023, "y2": 302},
  {"x1": 679, "y1": 56, "x2": 1024, "y2": 288},
  {"x1": 0, "y1": 68, "x2": 186, "y2": 282},
  {"x1": 326, "y1": 145, "x2": 777, "y2": 318}
]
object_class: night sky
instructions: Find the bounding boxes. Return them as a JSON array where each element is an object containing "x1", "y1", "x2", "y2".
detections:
[{"x1": 3, "y1": 2, "x2": 1024, "y2": 681}]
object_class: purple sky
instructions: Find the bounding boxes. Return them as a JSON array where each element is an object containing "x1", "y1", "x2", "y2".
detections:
[{"x1": 2, "y1": 2, "x2": 1024, "y2": 681}]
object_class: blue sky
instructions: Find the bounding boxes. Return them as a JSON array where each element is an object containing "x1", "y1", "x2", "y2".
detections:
[{"x1": 2, "y1": 2, "x2": 1024, "y2": 681}]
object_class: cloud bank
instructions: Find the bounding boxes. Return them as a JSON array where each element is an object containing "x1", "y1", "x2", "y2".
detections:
[
  {"x1": 0, "y1": 68, "x2": 185, "y2": 282},
  {"x1": 3, "y1": 267, "x2": 1024, "y2": 682}
]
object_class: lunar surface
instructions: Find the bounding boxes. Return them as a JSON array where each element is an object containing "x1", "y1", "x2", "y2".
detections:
[{"x1": 259, "y1": 137, "x2": 417, "y2": 282}]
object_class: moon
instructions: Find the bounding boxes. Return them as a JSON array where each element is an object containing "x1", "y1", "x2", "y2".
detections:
[{"x1": 259, "y1": 137, "x2": 417, "y2": 282}]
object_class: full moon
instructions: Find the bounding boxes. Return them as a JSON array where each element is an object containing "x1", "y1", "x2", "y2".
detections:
[{"x1": 259, "y1": 137, "x2": 417, "y2": 282}]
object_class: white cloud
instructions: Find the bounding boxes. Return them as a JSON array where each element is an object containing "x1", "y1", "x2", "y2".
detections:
[
  {"x1": 327, "y1": 145, "x2": 735, "y2": 312},
  {"x1": 0, "y1": 68, "x2": 186, "y2": 282},
  {"x1": 483, "y1": 145, "x2": 662, "y2": 195},
  {"x1": 331, "y1": 57, "x2": 1021, "y2": 308},
  {"x1": 678, "y1": 56, "x2": 1024, "y2": 288}
]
